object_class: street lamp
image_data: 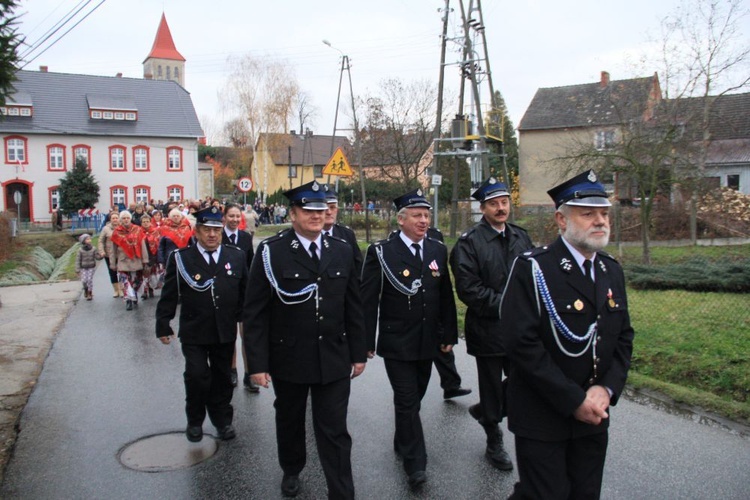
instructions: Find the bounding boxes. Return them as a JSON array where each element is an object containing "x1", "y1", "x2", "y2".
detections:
[{"x1": 350, "y1": 188, "x2": 354, "y2": 226}]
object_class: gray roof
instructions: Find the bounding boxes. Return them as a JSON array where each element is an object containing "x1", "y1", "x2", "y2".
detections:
[
  {"x1": 518, "y1": 75, "x2": 658, "y2": 131},
  {"x1": 666, "y1": 92, "x2": 750, "y2": 141},
  {"x1": 0, "y1": 70, "x2": 203, "y2": 138}
]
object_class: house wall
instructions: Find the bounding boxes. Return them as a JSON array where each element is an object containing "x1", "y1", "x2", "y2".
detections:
[
  {"x1": 704, "y1": 164, "x2": 750, "y2": 195},
  {"x1": 0, "y1": 133, "x2": 199, "y2": 222},
  {"x1": 518, "y1": 128, "x2": 592, "y2": 206}
]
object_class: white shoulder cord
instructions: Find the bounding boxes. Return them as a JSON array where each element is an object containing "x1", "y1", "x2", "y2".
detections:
[
  {"x1": 529, "y1": 257, "x2": 597, "y2": 359},
  {"x1": 261, "y1": 244, "x2": 318, "y2": 305}
]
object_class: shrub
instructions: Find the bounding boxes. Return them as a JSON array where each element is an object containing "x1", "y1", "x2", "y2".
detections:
[{"x1": 625, "y1": 257, "x2": 750, "y2": 292}]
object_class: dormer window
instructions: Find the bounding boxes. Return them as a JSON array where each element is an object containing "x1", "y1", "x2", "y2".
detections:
[{"x1": 86, "y1": 94, "x2": 138, "y2": 121}]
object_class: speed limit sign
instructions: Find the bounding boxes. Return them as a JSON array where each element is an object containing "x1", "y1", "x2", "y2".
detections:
[{"x1": 237, "y1": 177, "x2": 253, "y2": 193}]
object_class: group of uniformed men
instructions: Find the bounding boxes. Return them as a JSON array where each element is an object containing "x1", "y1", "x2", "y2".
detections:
[{"x1": 155, "y1": 170, "x2": 633, "y2": 500}]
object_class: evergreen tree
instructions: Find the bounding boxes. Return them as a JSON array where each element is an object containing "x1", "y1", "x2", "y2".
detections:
[
  {"x1": 58, "y1": 158, "x2": 100, "y2": 212},
  {"x1": 0, "y1": 1, "x2": 22, "y2": 107}
]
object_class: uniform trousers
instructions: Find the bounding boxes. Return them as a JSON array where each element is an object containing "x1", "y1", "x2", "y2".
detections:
[
  {"x1": 433, "y1": 348, "x2": 462, "y2": 390},
  {"x1": 272, "y1": 376, "x2": 354, "y2": 500},
  {"x1": 475, "y1": 355, "x2": 508, "y2": 427},
  {"x1": 510, "y1": 431, "x2": 608, "y2": 500},
  {"x1": 384, "y1": 358, "x2": 432, "y2": 475},
  {"x1": 181, "y1": 342, "x2": 234, "y2": 428}
]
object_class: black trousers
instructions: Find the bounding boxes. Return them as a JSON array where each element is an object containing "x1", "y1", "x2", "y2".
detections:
[
  {"x1": 103, "y1": 257, "x2": 118, "y2": 284},
  {"x1": 475, "y1": 355, "x2": 508, "y2": 427},
  {"x1": 272, "y1": 376, "x2": 354, "y2": 500},
  {"x1": 433, "y1": 348, "x2": 462, "y2": 390},
  {"x1": 181, "y1": 342, "x2": 234, "y2": 429},
  {"x1": 510, "y1": 432, "x2": 609, "y2": 500},
  {"x1": 384, "y1": 358, "x2": 432, "y2": 475}
]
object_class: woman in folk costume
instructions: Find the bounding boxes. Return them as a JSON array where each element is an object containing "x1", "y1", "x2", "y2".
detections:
[
  {"x1": 158, "y1": 208, "x2": 194, "y2": 266},
  {"x1": 110, "y1": 210, "x2": 149, "y2": 311},
  {"x1": 140, "y1": 214, "x2": 160, "y2": 300},
  {"x1": 151, "y1": 209, "x2": 164, "y2": 228},
  {"x1": 98, "y1": 211, "x2": 123, "y2": 298}
]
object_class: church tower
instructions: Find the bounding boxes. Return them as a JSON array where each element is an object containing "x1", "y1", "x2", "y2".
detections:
[{"x1": 143, "y1": 13, "x2": 186, "y2": 87}]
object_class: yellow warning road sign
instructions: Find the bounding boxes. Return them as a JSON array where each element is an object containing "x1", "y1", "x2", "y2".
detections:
[{"x1": 322, "y1": 147, "x2": 353, "y2": 176}]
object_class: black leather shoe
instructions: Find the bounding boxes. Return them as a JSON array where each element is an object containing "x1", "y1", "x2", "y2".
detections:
[
  {"x1": 487, "y1": 445, "x2": 514, "y2": 471},
  {"x1": 217, "y1": 425, "x2": 236, "y2": 441},
  {"x1": 125, "y1": 300, "x2": 133, "y2": 311},
  {"x1": 230, "y1": 369, "x2": 238, "y2": 387},
  {"x1": 281, "y1": 474, "x2": 300, "y2": 497},
  {"x1": 444, "y1": 387, "x2": 472, "y2": 399},
  {"x1": 244, "y1": 373, "x2": 260, "y2": 393},
  {"x1": 407, "y1": 471, "x2": 427, "y2": 490},
  {"x1": 186, "y1": 426, "x2": 203, "y2": 442},
  {"x1": 468, "y1": 403, "x2": 489, "y2": 426}
]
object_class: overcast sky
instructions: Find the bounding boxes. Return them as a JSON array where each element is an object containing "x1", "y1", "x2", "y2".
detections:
[{"x1": 15, "y1": 0, "x2": 741, "y2": 145}]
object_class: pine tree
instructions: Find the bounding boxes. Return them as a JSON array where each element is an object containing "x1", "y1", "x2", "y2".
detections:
[
  {"x1": 58, "y1": 158, "x2": 100, "y2": 212},
  {"x1": 0, "y1": 1, "x2": 22, "y2": 107}
]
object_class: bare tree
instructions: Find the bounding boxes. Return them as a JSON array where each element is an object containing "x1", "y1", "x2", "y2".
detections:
[
  {"x1": 654, "y1": 0, "x2": 750, "y2": 240},
  {"x1": 221, "y1": 54, "x2": 301, "y2": 199},
  {"x1": 295, "y1": 90, "x2": 318, "y2": 135},
  {"x1": 358, "y1": 78, "x2": 437, "y2": 190},
  {"x1": 223, "y1": 117, "x2": 250, "y2": 148}
]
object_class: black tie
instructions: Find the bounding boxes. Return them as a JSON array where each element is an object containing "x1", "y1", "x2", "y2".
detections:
[
  {"x1": 412, "y1": 243, "x2": 422, "y2": 265},
  {"x1": 206, "y1": 250, "x2": 217, "y2": 274},
  {"x1": 583, "y1": 259, "x2": 594, "y2": 283},
  {"x1": 229, "y1": 233, "x2": 236, "y2": 245},
  {"x1": 309, "y1": 241, "x2": 320, "y2": 267}
]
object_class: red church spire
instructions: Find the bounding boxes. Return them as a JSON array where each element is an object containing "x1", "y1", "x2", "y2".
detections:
[{"x1": 144, "y1": 13, "x2": 185, "y2": 62}]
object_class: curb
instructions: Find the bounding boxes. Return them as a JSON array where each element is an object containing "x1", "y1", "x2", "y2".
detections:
[{"x1": 623, "y1": 385, "x2": 750, "y2": 438}]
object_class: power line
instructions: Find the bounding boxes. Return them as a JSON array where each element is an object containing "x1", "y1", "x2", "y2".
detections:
[
  {"x1": 19, "y1": 0, "x2": 93, "y2": 60},
  {"x1": 20, "y1": 0, "x2": 107, "y2": 69}
]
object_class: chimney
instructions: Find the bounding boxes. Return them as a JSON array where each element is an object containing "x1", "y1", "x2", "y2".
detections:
[
  {"x1": 116, "y1": 72, "x2": 122, "y2": 78},
  {"x1": 39, "y1": 65, "x2": 48, "y2": 73},
  {"x1": 600, "y1": 71, "x2": 610, "y2": 88},
  {"x1": 144, "y1": 73, "x2": 153, "y2": 80}
]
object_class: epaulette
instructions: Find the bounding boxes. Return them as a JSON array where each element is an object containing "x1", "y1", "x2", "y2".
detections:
[
  {"x1": 596, "y1": 249, "x2": 619, "y2": 262},
  {"x1": 518, "y1": 245, "x2": 549, "y2": 259},
  {"x1": 370, "y1": 237, "x2": 391, "y2": 248},
  {"x1": 458, "y1": 225, "x2": 479, "y2": 240},
  {"x1": 327, "y1": 234, "x2": 348, "y2": 245},
  {"x1": 507, "y1": 222, "x2": 529, "y2": 233},
  {"x1": 223, "y1": 244, "x2": 243, "y2": 252},
  {"x1": 259, "y1": 232, "x2": 286, "y2": 247},
  {"x1": 426, "y1": 235, "x2": 446, "y2": 246}
]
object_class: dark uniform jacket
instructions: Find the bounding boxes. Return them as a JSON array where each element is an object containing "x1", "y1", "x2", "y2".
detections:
[
  {"x1": 242, "y1": 229, "x2": 367, "y2": 385},
  {"x1": 155, "y1": 244, "x2": 248, "y2": 344},
  {"x1": 499, "y1": 237, "x2": 634, "y2": 441},
  {"x1": 450, "y1": 218, "x2": 533, "y2": 357},
  {"x1": 222, "y1": 230, "x2": 254, "y2": 269},
  {"x1": 327, "y1": 223, "x2": 363, "y2": 278},
  {"x1": 362, "y1": 232, "x2": 458, "y2": 360}
]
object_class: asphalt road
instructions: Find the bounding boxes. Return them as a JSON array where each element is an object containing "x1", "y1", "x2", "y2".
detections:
[{"x1": 1, "y1": 264, "x2": 748, "y2": 499}]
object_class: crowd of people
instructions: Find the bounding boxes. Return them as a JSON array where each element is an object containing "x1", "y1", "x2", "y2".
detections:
[{"x1": 79, "y1": 171, "x2": 633, "y2": 500}]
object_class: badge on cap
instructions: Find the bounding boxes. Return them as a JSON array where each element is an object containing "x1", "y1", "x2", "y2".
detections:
[
  {"x1": 312, "y1": 182, "x2": 320, "y2": 191},
  {"x1": 416, "y1": 188, "x2": 423, "y2": 196},
  {"x1": 588, "y1": 171, "x2": 597, "y2": 182}
]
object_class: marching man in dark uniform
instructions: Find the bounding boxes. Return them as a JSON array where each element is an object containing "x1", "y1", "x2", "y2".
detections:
[
  {"x1": 500, "y1": 170, "x2": 634, "y2": 499},
  {"x1": 449, "y1": 176, "x2": 534, "y2": 471},
  {"x1": 322, "y1": 184, "x2": 363, "y2": 276},
  {"x1": 361, "y1": 188, "x2": 458, "y2": 490},
  {"x1": 243, "y1": 180, "x2": 367, "y2": 499},
  {"x1": 387, "y1": 226, "x2": 472, "y2": 400},
  {"x1": 155, "y1": 206, "x2": 248, "y2": 443}
]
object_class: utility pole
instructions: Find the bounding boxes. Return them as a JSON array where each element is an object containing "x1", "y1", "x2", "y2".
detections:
[
  {"x1": 431, "y1": 0, "x2": 508, "y2": 235},
  {"x1": 323, "y1": 40, "x2": 370, "y2": 242}
]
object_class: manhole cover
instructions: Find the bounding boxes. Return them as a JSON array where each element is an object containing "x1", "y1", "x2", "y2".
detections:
[{"x1": 118, "y1": 432, "x2": 218, "y2": 472}]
